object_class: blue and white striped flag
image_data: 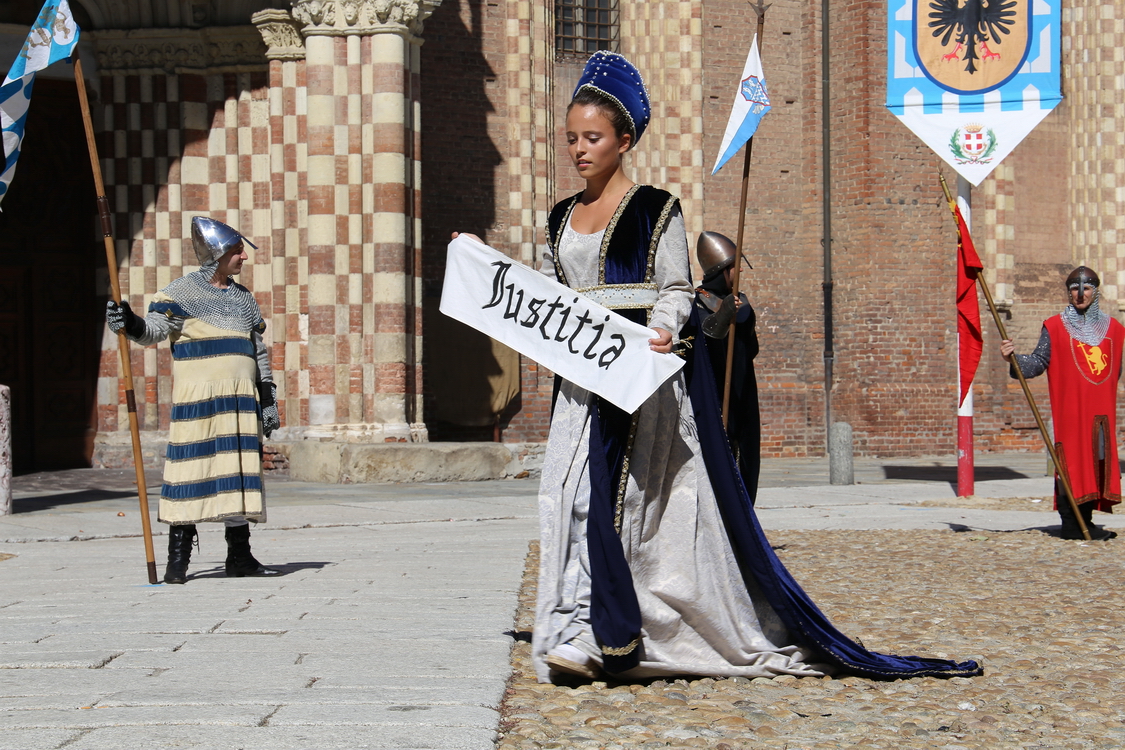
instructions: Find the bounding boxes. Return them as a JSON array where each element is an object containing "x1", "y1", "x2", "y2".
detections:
[
  {"x1": 712, "y1": 34, "x2": 771, "y2": 176},
  {"x1": 0, "y1": 0, "x2": 81, "y2": 205}
]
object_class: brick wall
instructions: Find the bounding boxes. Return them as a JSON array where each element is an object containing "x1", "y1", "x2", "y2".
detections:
[{"x1": 421, "y1": 0, "x2": 1125, "y2": 458}]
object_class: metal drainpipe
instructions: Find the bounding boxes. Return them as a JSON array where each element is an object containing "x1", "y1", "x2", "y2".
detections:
[{"x1": 820, "y1": 0, "x2": 834, "y2": 448}]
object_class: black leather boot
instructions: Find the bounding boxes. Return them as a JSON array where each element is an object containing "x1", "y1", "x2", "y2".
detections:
[
  {"x1": 1080, "y1": 503, "x2": 1117, "y2": 541},
  {"x1": 164, "y1": 524, "x2": 197, "y2": 584},
  {"x1": 225, "y1": 524, "x2": 280, "y2": 577},
  {"x1": 1058, "y1": 501, "x2": 1116, "y2": 540}
]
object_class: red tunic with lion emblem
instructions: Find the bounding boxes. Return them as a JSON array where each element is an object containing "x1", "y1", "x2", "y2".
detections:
[{"x1": 1044, "y1": 315, "x2": 1124, "y2": 512}]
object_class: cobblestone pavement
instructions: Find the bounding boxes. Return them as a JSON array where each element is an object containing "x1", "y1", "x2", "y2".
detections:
[
  {"x1": 498, "y1": 526, "x2": 1125, "y2": 750},
  {"x1": 5, "y1": 453, "x2": 1123, "y2": 749}
]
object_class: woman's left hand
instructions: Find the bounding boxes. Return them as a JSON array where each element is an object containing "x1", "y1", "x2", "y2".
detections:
[{"x1": 649, "y1": 327, "x2": 673, "y2": 353}]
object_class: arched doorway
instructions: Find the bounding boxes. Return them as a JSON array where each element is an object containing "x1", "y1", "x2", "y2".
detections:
[{"x1": 0, "y1": 77, "x2": 100, "y2": 472}]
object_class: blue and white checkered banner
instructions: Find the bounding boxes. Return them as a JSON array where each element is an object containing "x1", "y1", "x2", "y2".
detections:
[
  {"x1": 0, "y1": 0, "x2": 80, "y2": 206},
  {"x1": 886, "y1": 0, "x2": 1060, "y2": 186}
]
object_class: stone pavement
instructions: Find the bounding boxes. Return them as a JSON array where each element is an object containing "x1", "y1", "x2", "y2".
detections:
[{"x1": 1, "y1": 452, "x2": 1120, "y2": 749}]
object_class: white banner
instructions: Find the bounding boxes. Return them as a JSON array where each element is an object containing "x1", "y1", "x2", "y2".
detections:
[{"x1": 439, "y1": 235, "x2": 684, "y2": 414}]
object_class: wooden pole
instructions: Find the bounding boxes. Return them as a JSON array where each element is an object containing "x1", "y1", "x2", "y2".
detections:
[
  {"x1": 940, "y1": 174, "x2": 1090, "y2": 541},
  {"x1": 73, "y1": 58, "x2": 160, "y2": 581},
  {"x1": 722, "y1": 1, "x2": 769, "y2": 428}
]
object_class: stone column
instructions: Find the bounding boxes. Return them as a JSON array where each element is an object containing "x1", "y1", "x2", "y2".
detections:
[{"x1": 289, "y1": 0, "x2": 439, "y2": 442}]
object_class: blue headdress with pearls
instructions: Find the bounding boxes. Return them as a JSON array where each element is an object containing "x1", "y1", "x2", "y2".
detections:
[{"x1": 572, "y1": 51, "x2": 651, "y2": 146}]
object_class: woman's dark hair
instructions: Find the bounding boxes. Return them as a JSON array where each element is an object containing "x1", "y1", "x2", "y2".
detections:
[{"x1": 568, "y1": 86, "x2": 635, "y2": 148}]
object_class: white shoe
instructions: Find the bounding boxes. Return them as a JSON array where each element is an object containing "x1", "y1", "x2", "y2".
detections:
[{"x1": 546, "y1": 642, "x2": 600, "y2": 680}]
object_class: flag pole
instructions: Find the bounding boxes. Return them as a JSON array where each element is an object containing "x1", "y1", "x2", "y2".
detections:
[
  {"x1": 955, "y1": 176, "x2": 974, "y2": 497},
  {"x1": 72, "y1": 58, "x2": 160, "y2": 581},
  {"x1": 940, "y1": 174, "x2": 1090, "y2": 541},
  {"x1": 722, "y1": 0, "x2": 770, "y2": 428}
]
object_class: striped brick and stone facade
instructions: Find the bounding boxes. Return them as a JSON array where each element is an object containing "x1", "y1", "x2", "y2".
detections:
[
  {"x1": 56, "y1": 0, "x2": 1125, "y2": 469},
  {"x1": 90, "y1": 0, "x2": 435, "y2": 467}
]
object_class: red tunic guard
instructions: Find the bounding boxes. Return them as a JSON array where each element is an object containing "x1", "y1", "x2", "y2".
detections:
[{"x1": 1044, "y1": 314, "x2": 1124, "y2": 512}]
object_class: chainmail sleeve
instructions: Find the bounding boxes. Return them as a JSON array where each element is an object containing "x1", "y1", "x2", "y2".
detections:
[
  {"x1": 131, "y1": 309, "x2": 182, "y2": 346},
  {"x1": 1010, "y1": 326, "x2": 1050, "y2": 379},
  {"x1": 253, "y1": 329, "x2": 273, "y2": 384}
]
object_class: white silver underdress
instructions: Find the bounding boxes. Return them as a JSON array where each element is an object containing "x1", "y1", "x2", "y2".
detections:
[{"x1": 531, "y1": 208, "x2": 829, "y2": 682}]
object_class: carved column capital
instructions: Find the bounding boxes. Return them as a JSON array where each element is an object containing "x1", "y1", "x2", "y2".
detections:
[
  {"x1": 289, "y1": 0, "x2": 442, "y2": 40},
  {"x1": 251, "y1": 9, "x2": 307, "y2": 60}
]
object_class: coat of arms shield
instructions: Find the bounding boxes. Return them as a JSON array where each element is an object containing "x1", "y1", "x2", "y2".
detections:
[{"x1": 913, "y1": 0, "x2": 1032, "y2": 95}]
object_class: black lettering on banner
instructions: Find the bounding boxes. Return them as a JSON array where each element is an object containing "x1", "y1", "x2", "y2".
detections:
[
  {"x1": 483, "y1": 261, "x2": 511, "y2": 309},
  {"x1": 554, "y1": 298, "x2": 579, "y2": 342},
  {"x1": 599, "y1": 334, "x2": 626, "y2": 369},
  {"x1": 569, "y1": 310, "x2": 593, "y2": 354},
  {"x1": 584, "y1": 315, "x2": 608, "y2": 359},
  {"x1": 522, "y1": 297, "x2": 545, "y2": 328},
  {"x1": 539, "y1": 296, "x2": 565, "y2": 340},
  {"x1": 477, "y1": 261, "x2": 628, "y2": 372},
  {"x1": 503, "y1": 285, "x2": 524, "y2": 320}
]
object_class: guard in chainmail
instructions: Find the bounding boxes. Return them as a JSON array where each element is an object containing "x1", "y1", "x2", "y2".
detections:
[
  {"x1": 106, "y1": 217, "x2": 282, "y2": 582},
  {"x1": 1000, "y1": 266, "x2": 1122, "y2": 540},
  {"x1": 693, "y1": 231, "x2": 761, "y2": 501}
]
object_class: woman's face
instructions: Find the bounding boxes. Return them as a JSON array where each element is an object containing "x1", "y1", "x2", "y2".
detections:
[{"x1": 565, "y1": 104, "x2": 630, "y2": 181}]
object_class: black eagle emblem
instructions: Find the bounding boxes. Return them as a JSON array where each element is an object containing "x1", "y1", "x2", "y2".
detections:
[{"x1": 928, "y1": 0, "x2": 1018, "y2": 75}]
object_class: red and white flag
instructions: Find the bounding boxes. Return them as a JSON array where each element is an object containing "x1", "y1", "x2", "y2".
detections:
[{"x1": 953, "y1": 204, "x2": 983, "y2": 406}]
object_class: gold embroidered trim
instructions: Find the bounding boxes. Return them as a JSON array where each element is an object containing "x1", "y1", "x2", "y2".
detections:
[
  {"x1": 598, "y1": 184, "x2": 642, "y2": 285},
  {"x1": 645, "y1": 195, "x2": 679, "y2": 283},
  {"x1": 574, "y1": 283, "x2": 660, "y2": 310},
  {"x1": 601, "y1": 638, "x2": 640, "y2": 657},
  {"x1": 614, "y1": 410, "x2": 641, "y2": 534},
  {"x1": 549, "y1": 195, "x2": 582, "y2": 287},
  {"x1": 574, "y1": 283, "x2": 657, "y2": 292}
]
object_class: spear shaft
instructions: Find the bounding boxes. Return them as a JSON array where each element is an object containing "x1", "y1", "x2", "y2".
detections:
[
  {"x1": 939, "y1": 174, "x2": 1089, "y2": 541},
  {"x1": 722, "y1": 1, "x2": 770, "y2": 428},
  {"x1": 73, "y1": 58, "x2": 160, "y2": 580}
]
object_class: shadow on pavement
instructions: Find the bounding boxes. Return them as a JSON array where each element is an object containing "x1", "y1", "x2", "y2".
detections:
[
  {"x1": 13, "y1": 489, "x2": 142, "y2": 512},
  {"x1": 183, "y1": 561, "x2": 334, "y2": 580},
  {"x1": 882, "y1": 465, "x2": 1032, "y2": 484}
]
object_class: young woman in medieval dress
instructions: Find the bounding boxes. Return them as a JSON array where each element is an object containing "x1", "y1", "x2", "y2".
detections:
[{"x1": 525, "y1": 51, "x2": 982, "y2": 684}]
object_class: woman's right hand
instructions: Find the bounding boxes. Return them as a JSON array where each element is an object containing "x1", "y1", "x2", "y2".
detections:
[
  {"x1": 999, "y1": 339, "x2": 1015, "y2": 362},
  {"x1": 452, "y1": 232, "x2": 483, "y2": 243}
]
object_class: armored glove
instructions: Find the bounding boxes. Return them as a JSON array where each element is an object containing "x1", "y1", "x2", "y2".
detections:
[
  {"x1": 105, "y1": 300, "x2": 146, "y2": 339},
  {"x1": 259, "y1": 381, "x2": 280, "y2": 439}
]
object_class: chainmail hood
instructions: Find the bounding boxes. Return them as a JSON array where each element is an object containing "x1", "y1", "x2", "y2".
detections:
[
  {"x1": 1060, "y1": 290, "x2": 1111, "y2": 347},
  {"x1": 162, "y1": 265, "x2": 263, "y2": 333}
]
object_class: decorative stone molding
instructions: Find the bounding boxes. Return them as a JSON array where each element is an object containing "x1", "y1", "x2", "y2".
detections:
[
  {"x1": 89, "y1": 26, "x2": 268, "y2": 74},
  {"x1": 274, "y1": 422, "x2": 429, "y2": 443},
  {"x1": 289, "y1": 0, "x2": 442, "y2": 39},
  {"x1": 251, "y1": 9, "x2": 306, "y2": 60}
]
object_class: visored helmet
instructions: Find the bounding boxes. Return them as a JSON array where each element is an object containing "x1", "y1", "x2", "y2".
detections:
[{"x1": 190, "y1": 216, "x2": 257, "y2": 265}]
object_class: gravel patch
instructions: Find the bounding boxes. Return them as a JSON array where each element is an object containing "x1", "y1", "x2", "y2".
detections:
[{"x1": 498, "y1": 529, "x2": 1125, "y2": 749}]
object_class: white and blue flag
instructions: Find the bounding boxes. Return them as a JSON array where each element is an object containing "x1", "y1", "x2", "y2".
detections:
[
  {"x1": 712, "y1": 34, "x2": 771, "y2": 176},
  {"x1": 0, "y1": 0, "x2": 80, "y2": 205},
  {"x1": 886, "y1": 0, "x2": 1061, "y2": 185}
]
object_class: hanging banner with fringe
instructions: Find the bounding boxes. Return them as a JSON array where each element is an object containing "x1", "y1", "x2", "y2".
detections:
[{"x1": 886, "y1": 0, "x2": 1061, "y2": 185}]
